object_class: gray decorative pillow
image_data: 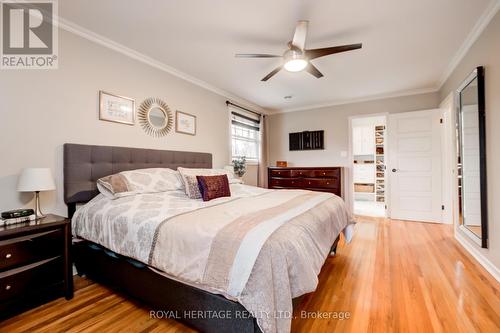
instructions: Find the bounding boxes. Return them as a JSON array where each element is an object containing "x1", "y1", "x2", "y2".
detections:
[{"x1": 184, "y1": 175, "x2": 202, "y2": 199}]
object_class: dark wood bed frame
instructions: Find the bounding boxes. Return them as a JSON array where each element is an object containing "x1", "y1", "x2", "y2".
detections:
[{"x1": 64, "y1": 143, "x2": 340, "y2": 333}]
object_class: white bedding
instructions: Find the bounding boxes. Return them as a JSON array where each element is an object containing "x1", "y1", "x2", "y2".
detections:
[
  {"x1": 72, "y1": 184, "x2": 268, "y2": 265},
  {"x1": 73, "y1": 184, "x2": 354, "y2": 333}
]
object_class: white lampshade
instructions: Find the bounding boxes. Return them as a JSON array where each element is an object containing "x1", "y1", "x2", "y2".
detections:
[{"x1": 17, "y1": 168, "x2": 56, "y2": 192}]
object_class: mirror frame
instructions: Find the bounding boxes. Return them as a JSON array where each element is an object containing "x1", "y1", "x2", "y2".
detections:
[
  {"x1": 456, "y1": 66, "x2": 488, "y2": 248},
  {"x1": 137, "y1": 97, "x2": 173, "y2": 137}
]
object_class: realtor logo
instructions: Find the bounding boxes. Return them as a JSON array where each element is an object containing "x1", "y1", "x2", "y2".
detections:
[{"x1": 1, "y1": 0, "x2": 58, "y2": 69}]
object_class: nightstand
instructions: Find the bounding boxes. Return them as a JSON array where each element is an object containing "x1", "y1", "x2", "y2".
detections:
[{"x1": 0, "y1": 214, "x2": 72, "y2": 318}]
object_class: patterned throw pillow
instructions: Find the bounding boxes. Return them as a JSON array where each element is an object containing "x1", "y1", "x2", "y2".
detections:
[
  {"x1": 196, "y1": 175, "x2": 231, "y2": 201},
  {"x1": 177, "y1": 167, "x2": 241, "y2": 198},
  {"x1": 97, "y1": 168, "x2": 184, "y2": 199},
  {"x1": 184, "y1": 175, "x2": 202, "y2": 199}
]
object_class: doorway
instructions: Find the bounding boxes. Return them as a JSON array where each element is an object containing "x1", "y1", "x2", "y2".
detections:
[{"x1": 351, "y1": 115, "x2": 387, "y2": 217}]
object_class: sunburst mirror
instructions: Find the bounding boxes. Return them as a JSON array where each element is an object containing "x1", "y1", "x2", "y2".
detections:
[{"x1": 137, "y1": 97, "x2": 173, "y2": 137}]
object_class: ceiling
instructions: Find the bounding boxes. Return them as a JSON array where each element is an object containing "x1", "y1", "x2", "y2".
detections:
[{"x1": 59, "y1": 0, "x2": 494, "y2": 112}]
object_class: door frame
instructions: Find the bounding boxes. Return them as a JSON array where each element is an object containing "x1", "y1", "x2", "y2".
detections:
[
  {"x1": 347, "y1": 112, "x2": 389, "y2": 216},
  {"x1": 440, "y1": 93, "x2": 456, "y2": 225}
]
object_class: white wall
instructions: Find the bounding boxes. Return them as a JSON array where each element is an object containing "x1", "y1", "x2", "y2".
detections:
[
  {"x1": 0, "y1": 29, "x2": 254, "y2": 217},
  {"x1": 439, "y1": 10, "x2": 500, "y2": 274}
]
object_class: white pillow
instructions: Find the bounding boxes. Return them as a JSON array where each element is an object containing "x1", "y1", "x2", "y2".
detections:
[
  {"x1": 97, "y1": 168, "x2": 184, "y2": 199},
  {"x1": 177, "y1": 167, "x2": 241, "y2": 199}
]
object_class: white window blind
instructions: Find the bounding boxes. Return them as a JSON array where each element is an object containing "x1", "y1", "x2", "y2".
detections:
[{"x1": 229, "y1": 106, "x2": 260, "y2": 162}]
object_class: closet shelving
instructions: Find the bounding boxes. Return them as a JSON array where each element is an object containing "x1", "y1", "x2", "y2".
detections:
[{"x1": 375, "y1": 125, "x2": 385, "y2": 203}]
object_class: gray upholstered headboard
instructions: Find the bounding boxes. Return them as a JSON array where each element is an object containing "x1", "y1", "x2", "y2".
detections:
[{"x1": 64, "y1": 143, "x2": 212, "y2": 216}]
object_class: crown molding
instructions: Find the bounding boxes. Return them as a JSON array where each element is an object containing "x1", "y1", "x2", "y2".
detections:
[
  {"x1": 56, "y1": 17, "x2": 267, "y2": 114},
  {"x1": 272, "y1": 86, "x2": 438, "y2": 114},
  {"x1": 438, "y1": 0, "x2": 500, "y2": 89}
]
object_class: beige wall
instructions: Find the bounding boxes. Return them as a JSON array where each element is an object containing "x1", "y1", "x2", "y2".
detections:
[
  {"x1": 268, "y1": 92, "x2": 440, "y2": 168},
  {"x1": 439, "y1": 11, "x2": 500, "y2": 271},
  {"x1": 242, "y1": 164, "x2": 259, "y2": 186},
  {"x1": 0, "y1": 29, "x2": 253, "y2": 217}
]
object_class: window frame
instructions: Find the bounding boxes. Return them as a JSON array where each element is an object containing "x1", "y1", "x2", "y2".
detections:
[{"x1": 230, "y1": 110, "x2": 261, "y2": 164}]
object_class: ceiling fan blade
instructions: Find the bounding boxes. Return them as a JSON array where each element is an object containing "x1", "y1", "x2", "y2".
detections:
[
  {"x1": 235, "y1": 54, "x2": 282, "y2": 58},
  {"x1": 291, "y1": 20, "x2": 308, "y2": 50},
  {"x1": 305, "y1": 43, "x2": 362, "y2": 60},
  {"x1": 261, "y1": 66, "x2": 282, "y2": 81},
  {"x1": 305, "y1": 63, "x2": 324, "y2": 78}
]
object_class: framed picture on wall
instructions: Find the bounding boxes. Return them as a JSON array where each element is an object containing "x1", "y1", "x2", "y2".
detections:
[
  {"x1": 175, "y1": 111, "x2": 196, "y2": 135},
  {"x1": 99, "y1": 91, "x2": 135, "y2": 125}
]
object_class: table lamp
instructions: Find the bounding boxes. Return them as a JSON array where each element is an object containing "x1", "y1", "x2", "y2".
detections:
[{"x1": 17, "y1": 168, "x2": 55, "y2": 218}]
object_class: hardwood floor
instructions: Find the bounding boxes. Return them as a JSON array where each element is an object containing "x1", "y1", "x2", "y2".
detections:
[{"x1": 1, "y1": 216, "x2": 499, "y2": 333}]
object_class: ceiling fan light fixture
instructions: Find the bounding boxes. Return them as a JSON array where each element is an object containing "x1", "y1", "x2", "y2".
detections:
[
  {"x1": 284, "y1": 59, "x2": 308, "y2": 72},
  {"x1": 240, "y1": 21, "x2": 362, "y2": 81}
]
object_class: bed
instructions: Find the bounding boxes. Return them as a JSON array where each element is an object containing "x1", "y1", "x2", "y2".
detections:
[{"x1": 64, "y1": 143, "x2": 353, "y2": 333}]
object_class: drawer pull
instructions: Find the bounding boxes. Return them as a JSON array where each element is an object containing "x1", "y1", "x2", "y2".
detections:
[
  {"x1": 327, "y1": 182, "x2": 330, "y2": 185},
  {"x1": 5, "y1": 253, "x2": 12, "y2": 259},
  {"x1": 5, "y1": 285, "x2": 11, "y2": 291},
  {"x1": 323, "y1": 172, "x2": 326, "y2": 175},
  {"x1": 308, "y1": 182, "x2": 311, "y2": 185}
]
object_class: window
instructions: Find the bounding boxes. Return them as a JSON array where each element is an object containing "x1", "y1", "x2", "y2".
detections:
[{"x1": 230, "y1": 110, "x2": 260, "y2": 162}]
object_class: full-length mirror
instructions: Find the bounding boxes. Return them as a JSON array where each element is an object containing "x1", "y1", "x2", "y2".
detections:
[{"x1": 456, "y1": 66, "x2": 487, "y2": 248}]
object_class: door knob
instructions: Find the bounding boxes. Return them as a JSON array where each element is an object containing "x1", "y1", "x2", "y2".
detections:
[{"x1": 392, "y1": 168, "x2": 397, "y2": 172}]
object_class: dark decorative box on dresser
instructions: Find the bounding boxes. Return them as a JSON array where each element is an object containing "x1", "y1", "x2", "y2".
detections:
[
  {"x1": 0, "y1": 214, "x2": 72, "y2": 318},
  {"x1": 268, "y1": 167, "x2": 343, "y2": 198}
]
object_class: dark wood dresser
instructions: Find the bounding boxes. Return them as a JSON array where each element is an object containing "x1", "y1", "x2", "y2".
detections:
[
  {"x1": 0, "y1": 214, "x2": 72, "y2": 318},
  {"x1": 268, "y1": 167, "x2": 343, "y2": 198}
]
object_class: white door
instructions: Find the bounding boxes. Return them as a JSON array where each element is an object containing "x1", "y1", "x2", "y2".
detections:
[{"x1": 388, "y1": 109, "x2": 442, "y2": 222}]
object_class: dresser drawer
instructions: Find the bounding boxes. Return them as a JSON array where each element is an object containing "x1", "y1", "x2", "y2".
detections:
[
  {"x1": 269, "y1": 169, "x2": 293, "y2": 178},
  {"x1": 309, "y1": 169, "x2": 340, "y2": 178},
  {"x1": 270, "y1": 178, "x2": 302, "y2": 188},
  {"x1": 302, "y1": 178, "x2": 339, "y2": 189},
  {"x1": 0, "y1": 256, "x2": 62, "y2": 302},
  {"x1": 291, "y1": 169, "x2": 339, "y2": 178},
  {"x1": 353, "y1": 164, "x2": 375, "y2": 183},
  {"x1": 0, "y1": 229, "x2": 63, "y2": 271}
]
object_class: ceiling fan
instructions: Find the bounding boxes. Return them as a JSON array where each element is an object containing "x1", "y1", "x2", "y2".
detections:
[{"x1": 235, "y1": 20, "x2": 362, "y2": 81}]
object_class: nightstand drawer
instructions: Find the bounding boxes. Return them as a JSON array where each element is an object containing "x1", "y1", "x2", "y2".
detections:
[
  {"x1": 0, "y1": 256, "x2": 62, "y2": 302},
  {"x1": 0, "y1": 229, "x2": 63, "y2": 271}
]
